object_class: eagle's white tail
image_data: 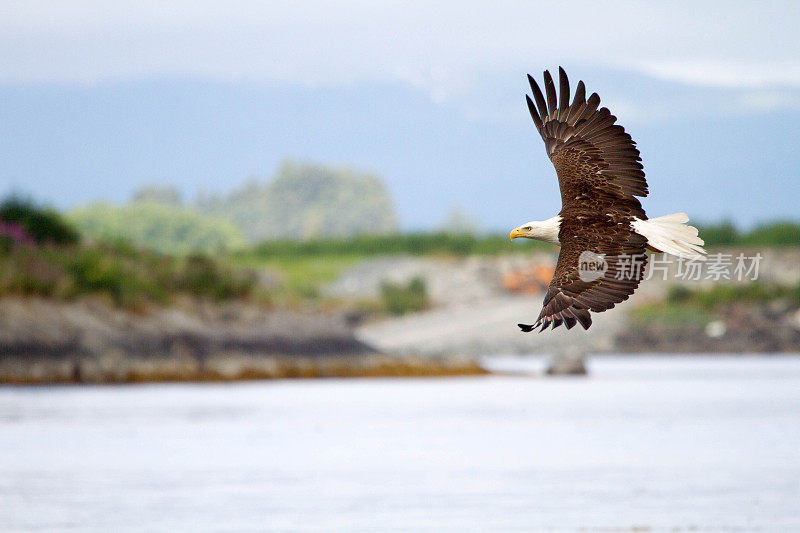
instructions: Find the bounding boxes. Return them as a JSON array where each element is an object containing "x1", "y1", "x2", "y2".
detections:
[{"x1": 632, "y1": 213, "x2": 706, "y2": 259}]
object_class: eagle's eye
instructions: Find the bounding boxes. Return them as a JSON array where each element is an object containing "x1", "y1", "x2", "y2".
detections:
[{"x1": 522, "y1": 226, "x2": 532, "y2": 231}]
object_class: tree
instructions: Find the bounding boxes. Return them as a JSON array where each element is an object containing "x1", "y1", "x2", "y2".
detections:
[
  {"x1": 132, "y1": 185, "x2": 182, "y2": 206},
  {"x1": 198, "y1": 161, "x2": 399, "y2": 242},
  {"x1": 0, "y1": 196, "x2": 79, "y2": 245},
  {"x1": 68, "y1": 202, "x2": 246, "y2": 255},
  {"x1": 439, "y1": 204, "x2": 480, "y2": 235}
]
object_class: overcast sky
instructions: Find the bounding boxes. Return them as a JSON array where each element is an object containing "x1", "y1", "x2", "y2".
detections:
[{"x1": 1, "y1": 1, "x2": 798, "y2": 229}]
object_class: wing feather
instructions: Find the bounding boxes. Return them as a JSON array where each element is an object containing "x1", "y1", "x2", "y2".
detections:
[
  {"x1": 570, "y1": 80, "x2": 586, "y2": 111},
  {"x1": 557, "y1": 67, "x2": 570, "y2": 119},
  {"x1": 543, "y1": 70, "x2": 557, "y2": 115},
  {"x1": 526, "y1": 95, "x2": 543, "y2": 131},
  {"x1": 528, "y1": 74, "x2": 549, "y2": 123}
]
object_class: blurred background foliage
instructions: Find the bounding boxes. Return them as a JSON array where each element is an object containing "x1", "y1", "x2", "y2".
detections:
[
  {"x1": 695, "y1": 220, "x2": 800, "y2": 248},
  {"x1": 381, "y1": 277, "x2": 430, "y2": 316},
  {"x1": 197, "y1": 161, "x2": 398, "y2": 242},
  {"x1": 241, "y1": 232, "x2": 545, "y2": 259},
  {"x1": 630, "y1": 280, "x2": 800, "y2": 329},
  {"x1": 0, "y1": 197, "x2": 257, "y2": 309},
  {"x1": 69, "y1": 200, "x2": 246, "y2": 255},
  {"x1": 0, "y1": 240, "x2": 257, "y2": 310},
  {"x1": 0, "y1": 196, "x2": 80, "y2": 247},
  {"x1": 37, "y1": 160, "x2": 800, "y2": 260}
]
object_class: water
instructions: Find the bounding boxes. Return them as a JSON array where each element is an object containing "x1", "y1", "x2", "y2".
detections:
[{"x1": 1, "y1": 356, "x2": 799, "y2": 532}]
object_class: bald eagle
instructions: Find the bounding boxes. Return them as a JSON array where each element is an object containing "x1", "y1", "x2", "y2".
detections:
[{"x1": 510, "y1": 68, "x2": 705, "y2": 332}]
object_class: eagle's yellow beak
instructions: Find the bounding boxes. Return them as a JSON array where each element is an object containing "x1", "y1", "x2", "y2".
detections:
[{"x1": 510, "y1": 227, "x2": 525, "y2": 240}]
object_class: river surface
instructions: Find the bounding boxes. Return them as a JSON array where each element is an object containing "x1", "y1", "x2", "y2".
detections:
[{"x1": 1, "y1": 356, "x2": 799, "y2": 532}]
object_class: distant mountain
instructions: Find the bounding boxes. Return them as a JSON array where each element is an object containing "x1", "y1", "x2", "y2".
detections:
[{"x1": 197, "y1": 161, "x2": 398, "y2": 242}]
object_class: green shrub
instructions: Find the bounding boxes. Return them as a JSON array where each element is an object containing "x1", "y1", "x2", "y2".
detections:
[
  {"x1": 0, "y1": 251, "x2": 61, "y2": 297},
  {"x1": 742, "y1": 222, "x2": 800, "y2": 247},
  {"x1": 175, "y1": 253, "x2": 256, "y2": 300},
  {"x1": 695, "y1": 220, "x2": 800, "y2": 247},
  {"x1": 381, "y1": 277, "x2": 429, "y2": 316},
  {"x1": 64, "y1": 247, "x2": 164, "y2": 308},
  {"x1": 629, "y1": 301, "x2": 714, "y2": 327},
  {"x1": 0, "y1": 196, "x2": 79, "y2": 245},
  {"x1": 696, "y1": 221, "x2": 739, "y2": 246},
  {"x1": 0, "y1": 242, "x2": 257, "y2": 309},
  {"x1": 666, "y1": 281, "x2": 800, "y2": 310},
  {"x1": 0, "y1": 236, "x2": 13, "y2": 255}
]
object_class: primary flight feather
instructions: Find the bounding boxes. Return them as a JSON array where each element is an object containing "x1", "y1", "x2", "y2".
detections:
[{"x1": 510, "y1": 68, "x2": 706, "y2": 332}]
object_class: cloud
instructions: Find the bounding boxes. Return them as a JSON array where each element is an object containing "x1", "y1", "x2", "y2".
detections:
[
  {"x1": 635, "y1": 60, "x2": 800, "y2": 89},
  {"x1": 2, "y1": 1, "x2": 799, "y2": 91},
  {"x1": 737, "y1": 90, "x2": 800, "y2": 111}
]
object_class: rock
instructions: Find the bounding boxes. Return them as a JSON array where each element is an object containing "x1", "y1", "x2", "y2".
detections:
[
  {"x1": 545, "y1": 349, "x2": 588, "y2": 376},
  {"x1": 791, "y1": 309, "x2": 800, "y2": 329},
  {"x1": 705, "y1": 320, "x2": 727, "y2": 338}
]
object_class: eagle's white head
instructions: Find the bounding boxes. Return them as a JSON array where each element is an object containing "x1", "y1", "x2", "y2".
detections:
[{"x1": 509, "y1": 215, "x2": 561, "y2": 245}]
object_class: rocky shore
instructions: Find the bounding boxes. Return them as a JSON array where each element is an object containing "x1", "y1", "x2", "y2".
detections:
[
  {"x1": 615, "y1": 305, "x2": 800, "y2": 354},
  {"x1": 0, "y1": 298, "x2": 486, "y2": 384}
]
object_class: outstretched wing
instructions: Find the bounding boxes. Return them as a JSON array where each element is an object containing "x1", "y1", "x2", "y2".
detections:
[
  {"x1": 520, "y1": 67, "x2": 649, "y2": 331},
  {"x1": 525, "y1": 67, "x2": 649, "y2": 207}
]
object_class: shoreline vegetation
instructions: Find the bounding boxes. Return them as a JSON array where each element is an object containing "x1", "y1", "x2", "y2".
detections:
[{"x1": 1, "y1": 195, "x2": 799, "y2": 384}]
